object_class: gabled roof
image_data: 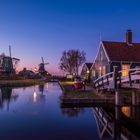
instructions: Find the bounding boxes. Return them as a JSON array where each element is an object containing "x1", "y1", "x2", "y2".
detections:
[
  {"x1": 85, "y1": 63, "x2": 93, "y2": 70},
  {"x1": 102, "y1": 41, "x2": 140, "y2": 62}
]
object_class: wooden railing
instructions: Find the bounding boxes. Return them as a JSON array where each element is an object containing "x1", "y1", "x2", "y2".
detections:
[{"x1": 94, "y1": 67, "x2": 140, "y2": 90}]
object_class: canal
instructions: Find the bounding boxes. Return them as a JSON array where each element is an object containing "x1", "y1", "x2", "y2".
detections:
[
  {"x1": 0, "y1": 82, "x2": 139, "y2": 140},
  {"x1": 0, "y1": 82, "x2": 100, "y2": 140}
]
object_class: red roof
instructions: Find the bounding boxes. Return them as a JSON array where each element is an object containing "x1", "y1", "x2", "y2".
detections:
[{"x1": 102, "y1": 41, "x2": 140, "y2": 62}]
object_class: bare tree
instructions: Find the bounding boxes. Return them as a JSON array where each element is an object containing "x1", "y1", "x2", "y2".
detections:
[{"x1": 59, "y1": 49, "x2": 86, "y2": 76}]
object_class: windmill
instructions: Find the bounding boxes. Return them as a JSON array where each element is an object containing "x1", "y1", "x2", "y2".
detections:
[
  {"x1": 2, "y1": 46, "x2": 20, "y2": 75},
  {"x1": 38, "y1": 57, "x2": 49, "y2": 75}
]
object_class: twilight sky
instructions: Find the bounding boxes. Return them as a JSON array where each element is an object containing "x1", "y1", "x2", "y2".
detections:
[{"x1": 0, "y1": 0, "x2": 140, "y2": 75}]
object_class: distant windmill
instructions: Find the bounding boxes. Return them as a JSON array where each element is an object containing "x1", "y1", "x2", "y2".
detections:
[
  {"x1": 38, "y1": 57, "x2": 49, "y2": 75},
  {"x1": 2, "y1": 45, "x2": 20, "y2": 75}
]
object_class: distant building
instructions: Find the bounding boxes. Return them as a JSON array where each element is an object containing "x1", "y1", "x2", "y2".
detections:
[
  {"x1": 81, "y1": 63, "x2": 92, "y2": 82},
  {"x1": 91, "y1": 30, "x2": 140, "y2": 79}
]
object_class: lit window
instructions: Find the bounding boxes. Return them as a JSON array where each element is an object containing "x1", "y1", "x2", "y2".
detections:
[
  {"x1": 122, "y1": 64, "x2": 130, "y2": 76},
  {"x1": 102, "y1": 66, "x2": 106, "y2": 75},
  {"x1": 99, "y1": 66, "x2": 102, "y2": 77}
]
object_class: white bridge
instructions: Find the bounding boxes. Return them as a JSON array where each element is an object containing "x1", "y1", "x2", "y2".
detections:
[{"x1": 94, "y1": 67, "x2": 140, "y2": 90}]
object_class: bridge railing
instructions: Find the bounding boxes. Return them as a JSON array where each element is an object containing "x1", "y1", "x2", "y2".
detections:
[{"x1": 94, "y1": 67, "x2": 140, "y2": 89}]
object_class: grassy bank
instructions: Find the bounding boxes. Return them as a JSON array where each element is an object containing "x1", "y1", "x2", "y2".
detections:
[
  {"x1": 0, "y1": 79, "x2": 46, "y2": 87},
  {"x1": 59, "y1": 81, "x2": 100, "y2": 99}
]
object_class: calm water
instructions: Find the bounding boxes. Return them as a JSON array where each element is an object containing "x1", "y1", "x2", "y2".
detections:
[
  {"x1": 0, "y1": 83, "x2": 139, "y2": 140},
  {"x1": 0, "y1": 83, "x2": 99, "y2": 140}
]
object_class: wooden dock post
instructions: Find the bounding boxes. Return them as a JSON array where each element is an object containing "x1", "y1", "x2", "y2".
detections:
[
  {"x1": 115, "y1": 106, "x2": 121, "y2": 120},
  {"x1": 115, "y1": 90, "x2": 123, "y2": 106},
  {"x1": 113, "y1": 66, "x2": 118, "y2": 89},
  {"x1": 132, "y1": 90, "x2": 138, "y2": 105}
]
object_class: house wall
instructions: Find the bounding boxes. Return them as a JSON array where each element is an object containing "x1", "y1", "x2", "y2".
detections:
[
  {"x1": 110, "y1": 62, "x2": 121, "y2": 72},
  {"x1": 93, "y1": 44, "x2": 109, "y2": 79},
  {"x1": 131, "y1": 63, "x2": 140, "y2": 68},
  {"x1": 81, "y1": 64, "x2": 88, "y2": 76},
  {"x1": 81, "y1": 64, "x2": 90, "y2": 82},
  {"x1": 110, "y1": 62, "x2": 140, "y2": 72}
]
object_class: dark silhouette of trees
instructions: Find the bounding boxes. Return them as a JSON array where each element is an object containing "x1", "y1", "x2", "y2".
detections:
[{"x1": 59, "y1": 49, "x2": 86, "y2": 76}]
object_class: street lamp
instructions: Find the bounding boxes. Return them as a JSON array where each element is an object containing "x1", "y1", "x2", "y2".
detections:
[{"x1": 86, "y1": 70, "x2": 90, "y2": 74}]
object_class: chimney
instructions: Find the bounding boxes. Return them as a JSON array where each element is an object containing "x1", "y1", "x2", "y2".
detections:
[{"x1": 126, "y1": 29, "x2": 132, "y2": 45}]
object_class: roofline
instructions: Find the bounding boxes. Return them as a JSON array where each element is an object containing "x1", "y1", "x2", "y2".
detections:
[
  {"x1": 101, "y1": 41, "x2": 110, "y2": 62},
  {"x1": 94, "y1": 41, "x2": 102, "y2": 64},
  {"x1": 80, "y1": 63, "x2": 86, "y2": 75},
  {"x1": 90, "y1": 62, "x2": 95, "y2": 70},
  {"x1": 81, "y1": 63, "x2": 89, "y2": 71},
  {"x1": 91, "y1": 41, "x2": 103, "y2": 70},
  {"x1": 85, "y1": 63, "x2": 93, "y2": 70},
  {"x1": 93, "y1": 41, "x2": 110, "y2": 64},
  {"x1": 110, "y1": 60, "x2": 140, "y2": 64}
]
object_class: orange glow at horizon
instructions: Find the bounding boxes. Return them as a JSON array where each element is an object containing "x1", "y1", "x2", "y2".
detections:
[{"x1": 16, "y1": 62, "x2": 64, "y2": 76}]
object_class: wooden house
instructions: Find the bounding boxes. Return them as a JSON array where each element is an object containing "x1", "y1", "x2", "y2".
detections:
[
  {"x1": 91, "y1": 30, "x2": 140, "y2": 79},
  {"x1": 81, "y1": 63, "x2": 92, "y2": 82}
]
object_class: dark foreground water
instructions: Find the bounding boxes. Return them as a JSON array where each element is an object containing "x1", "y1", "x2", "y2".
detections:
[
  {"x1": 0, "y1": 83, "x2": 139, "y2": 140},
  {"x1": 0, "y1": 83, "x2": 99, "y2": 140}
]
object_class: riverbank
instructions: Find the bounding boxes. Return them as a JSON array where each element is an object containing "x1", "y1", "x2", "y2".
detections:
[
  {"x1": 59, "y1": 81, "x2": 98, "y2": 98},
  {"x1": 0, "y1": 79, "x2": 46, "y2": 87},
  {"x1": 59, "y1": 81, "x2": 115, "y2": 105}
]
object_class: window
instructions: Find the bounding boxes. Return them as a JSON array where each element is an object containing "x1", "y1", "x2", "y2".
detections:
[
  {"x1": 93, "y1": 70, "x2": 95, "y2": 77},
  {"x1": 102, "y1": 66, "x2": 106, "y2": 75},
  {"x1": 99, "y1": 66, "x2": 102, "y2": 77},
  {"x1": 122, "y1": 64, "x2": 130, "y2": 76}
]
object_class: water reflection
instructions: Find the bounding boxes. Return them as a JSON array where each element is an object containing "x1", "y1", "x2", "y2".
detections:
[
  {"x1": 93, "y1": 105, "x2": 140, "y2": 140},
  {"x1": 32, "y1": 84, "x2": 48, "y2": 103},
  {"x1": 61, "y1": 107, "x2": 84, "y2": 117},
  {"x1": 0, "y1": 87, "x2": 18, "y2": 111},
  {"x1": 38, "y1": 84, "x2": 46, "y2": 101},
  {"x1": 39, "y1": 84, "x2": 44, "y2": 94},
  {"x1": 33, "y1": 90, "x2": 37, "y2": 103}
]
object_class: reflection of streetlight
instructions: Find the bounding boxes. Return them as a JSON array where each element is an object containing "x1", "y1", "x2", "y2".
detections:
[
  {"x1": 46, "y1": 82, "x2": 48, "y2": 92},
  {"x1": 33, "y1": 86, "x2": 37, "y2": 103},
  {"x1": 33, "y1": 91, "x2": 37, "y2": 103}
]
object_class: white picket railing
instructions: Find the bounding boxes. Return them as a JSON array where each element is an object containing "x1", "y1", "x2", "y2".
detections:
[{"x1": 94, "y1": 68, "x2": 140, "y2": 90}]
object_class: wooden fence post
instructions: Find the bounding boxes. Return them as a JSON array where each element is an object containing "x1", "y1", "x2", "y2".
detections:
[
  {"x1": 106, "y1": 76, "x2": 109, "y2": 85},
  {"x1": 128, "y1": 71, "x2": 132, "y2": 87},
  {"x1": 102, "y1": 77, "x2": 104, "y2": 88},
  {"x1": 113, "y1": 66, "x2": 118, "y2": 89},
  {"x1": 118, "y1": 73, "x2": 121, "y2": 88}
]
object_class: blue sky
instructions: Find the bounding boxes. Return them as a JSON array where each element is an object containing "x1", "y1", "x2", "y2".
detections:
[{"x1": 0, "y1": 0, "x2": 140, "y2": 74}]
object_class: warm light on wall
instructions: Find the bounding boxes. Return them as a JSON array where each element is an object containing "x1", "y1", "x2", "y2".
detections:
[
  {"x1": 86, "y1": 70, "x2": 89, "y2": 74},
  {"x1": 122, "y1": 64, "x2": 130, "y2": 76}
]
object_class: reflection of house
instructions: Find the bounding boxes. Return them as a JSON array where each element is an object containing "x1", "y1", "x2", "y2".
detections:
[
  {"x1": 81, "y1": 63, "x2": 92, "y2": 81},
  {"x1": 93, "y1": 106, "x2": 140, "y2": 140},
  {"x1": 91, "y1": 30, "x2": 140, "y2": 79}
]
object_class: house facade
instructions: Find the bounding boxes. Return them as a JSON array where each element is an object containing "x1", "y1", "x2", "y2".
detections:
[
  {"x1": 91, "y1": 30, "x2": 140, "y2": 79},
  {"x1": 81, "y1": 63, "x2": 92, "y2": 82}
]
